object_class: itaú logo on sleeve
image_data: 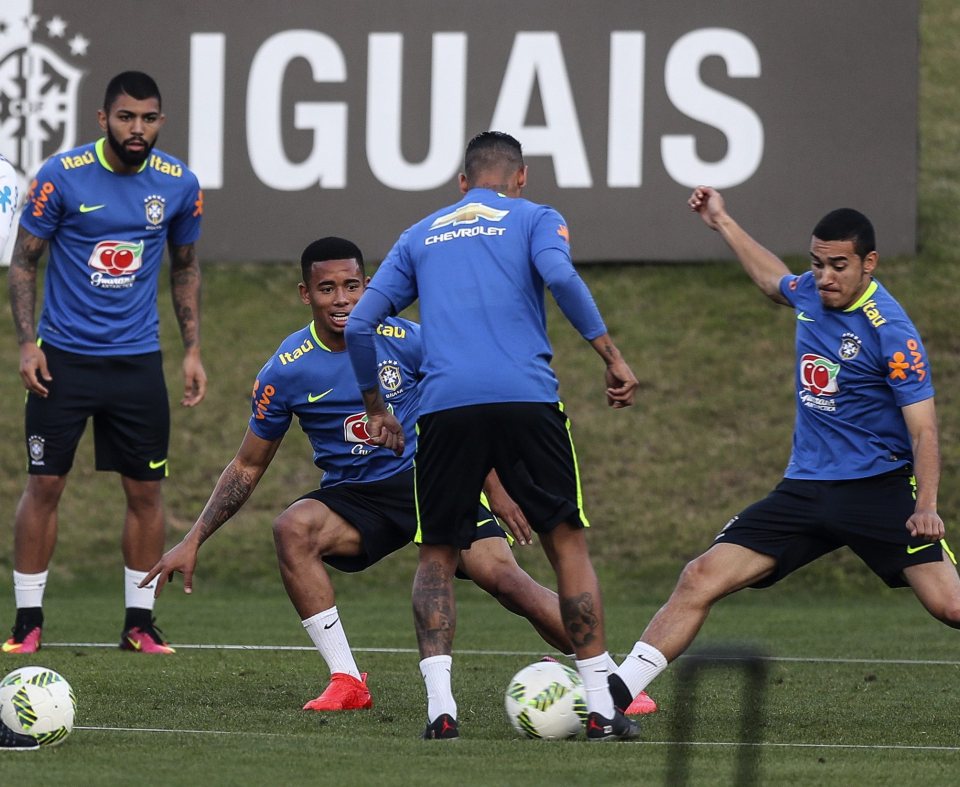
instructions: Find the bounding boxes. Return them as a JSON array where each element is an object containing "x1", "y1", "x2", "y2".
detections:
[
  {"x1": 799, "y1": 354, "x2": 840, "y2": 396},
  {"x1": 87, "y1": 240, "x2": 144, "y2": 288}
]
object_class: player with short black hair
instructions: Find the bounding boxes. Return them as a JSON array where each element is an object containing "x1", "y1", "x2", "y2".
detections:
[
  {"x1": 140, "y1": 238, "x2": 656, "y2": 715},
  {"x1": 346, "y1": 132, "x2": 641, "y2": 740},
  {"x1": 607, "y1": 186, "x2": 960, "y2": 713},
  {"x1": 5, "y1": 70, "x2": 206, "y2": 656}
]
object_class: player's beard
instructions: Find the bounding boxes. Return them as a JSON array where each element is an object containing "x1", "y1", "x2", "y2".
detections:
[{"x1": 106, "y1": 125, "x2": 156, "y2": 167}]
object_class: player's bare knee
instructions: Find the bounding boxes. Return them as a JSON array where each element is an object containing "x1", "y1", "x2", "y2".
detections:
[
  {"x1": 933, "y1": 600, "x2": 960, "y2": 629},
  {"x1": 272, "y1": 510, "x2": 312, "y2": 555}
]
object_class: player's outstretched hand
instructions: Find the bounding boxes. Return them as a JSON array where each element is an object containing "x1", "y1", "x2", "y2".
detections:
[
  {"x1": 605, "y1": 358, "x2": 638, "y2": 409},
  {"x1": 18, "y1": 343, "x2": 51, "y2": 397},
  {"x1": 906, "y1": 509, "x2": 945, "y2": 542},
  {"x1": 688, "y1": 185, "x2": 728, "y2": 231},
  {"x1": 140, "y1": 538, "x2": 201, "y2": 598},
  {"x1": 181, "y1": 350, "x2": 208, "y2": 407},
  {"x1": 365, "y1": 410, "x2": 405, "y2": 456},
  {"x1": 485, "y1": 480, "x2": 533, "y2": 546}
]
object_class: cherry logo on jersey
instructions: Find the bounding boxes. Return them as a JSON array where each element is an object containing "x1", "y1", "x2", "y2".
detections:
[
  {"x1": 799, "y1": 353, "x2": 840, "y2": 396},
  {"x1": 343, "y1": 405, "x2": 394, "y2": 445},
  {"x1": 88, "y1": 240, "x2": 144, "y2": 276}
]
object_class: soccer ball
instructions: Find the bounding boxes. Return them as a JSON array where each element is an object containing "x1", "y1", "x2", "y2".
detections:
[
  {"x1": 0, "y1": 667, "x2": 76, "y2": 747},
  {"x1": 504, "y1": 660, "x2": 587, "y2": 739}
]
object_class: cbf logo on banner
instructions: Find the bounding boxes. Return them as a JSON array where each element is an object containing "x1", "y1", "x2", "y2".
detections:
[{"x1": 0, "y1": 0, "x2": 88, "y2": 262}]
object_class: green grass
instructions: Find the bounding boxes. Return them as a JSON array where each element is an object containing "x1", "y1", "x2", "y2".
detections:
[{"x1": 4, "y1": 586, "x2": 960, "y2": 786}]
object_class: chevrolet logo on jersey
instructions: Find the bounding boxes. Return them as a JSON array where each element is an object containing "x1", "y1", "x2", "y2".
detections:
[{"x1": 429, "y1": 202, "x2": 509, "y2": 230}]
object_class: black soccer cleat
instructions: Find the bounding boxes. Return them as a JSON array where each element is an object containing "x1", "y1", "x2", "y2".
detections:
[
  {"x1": 0, "y1": 719, "x2": 40, "y2": 751},
  {"x1": 585, "y1": 709, "x2": 640, "y2": 741},
  {"x1": 422, "y1": 713, "x2": 459, "y2": 740}
]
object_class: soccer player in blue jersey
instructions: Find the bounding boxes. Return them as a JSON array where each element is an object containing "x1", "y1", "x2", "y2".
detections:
[
  {"x1": 140, "y1": 237, "x2": 650, "y2": 714},
  {"x1": 608, "y1": 186, "x2": 960, "y2": 713},
  {"x1": 4, "y1": 72, "x2": 205, "y2": 656},
  {"x1": 346, "y1": 131, "x2": 642, "y2": 740}
]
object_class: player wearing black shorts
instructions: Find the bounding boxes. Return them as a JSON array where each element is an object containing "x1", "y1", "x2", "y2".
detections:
[
  {"x1": 346, "y1": 132, "x2": 642, "y2": 740},
  {"x1": 607, "y1": 187, "x2": 960, "y2": 715},
  {"x1": 5, "y1": 72, "x2": 205, "y2": 656},
  {"x1": 142, "y1": 238, "x2": 649, "y2": 716}
]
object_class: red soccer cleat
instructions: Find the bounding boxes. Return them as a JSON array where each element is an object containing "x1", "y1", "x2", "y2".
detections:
[
  {"x1": 303, "y1": 672, "x2": 373, "y2": 711},
  {"x1": 120, "y1": 622, "x2": 176, "y2": 654},
  {"x1": 625, "y1": 690, "x2": 658, "y2": 715},
  {"x1": 2, "y1": 626, "x2": 42, "y2": 655}
]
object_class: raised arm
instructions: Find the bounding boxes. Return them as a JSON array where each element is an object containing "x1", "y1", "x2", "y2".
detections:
[
  {"x1": 688, "y1": 186, "x2": 791, "y2": 305},
  {"x1": 8, "y1": 226, "x2": 52, "y2": 396},
  {"x1": 169, "y1": 241, "x2": 207, "y2": 406},
  {"x1": 140, "y1": 428, "x2": 283, "y2": 595}
]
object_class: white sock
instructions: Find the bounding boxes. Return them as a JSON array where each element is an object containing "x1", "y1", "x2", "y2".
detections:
[
  {"x1": 576, "y1": 652, "x2": 615, "y2": 718},
  {"x1": 615, "y1": 641, "x2": 668, "y2": 698},
  {"x1": 302, "y1": 606, "x2": 361, "y2": 679},
  {"x1": 13, "y1": 570, "x2": 48, "y2": 609},
  {"x1": 568, "y1": 652, "x2": 619, "y2": 674},
  {"x1": 420, "y1": 655, "x2": 456, "y2": 722},
  {"x1": 124, "y1": 567, "x2": 157, "y2": 611}
]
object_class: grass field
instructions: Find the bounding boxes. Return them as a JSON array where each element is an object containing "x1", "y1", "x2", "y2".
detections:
[
  {"x1": 1, "y1": 0, "x2": 959, "y2": 783},
  {"x1": 3, "y1": 583, "x2": 960, "y2": 786}
]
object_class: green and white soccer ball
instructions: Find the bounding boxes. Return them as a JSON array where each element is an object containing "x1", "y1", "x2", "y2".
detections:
[
  {"x1": 505, "y1": 660, "x2": 587, "y2": 739},
  {"x1": 0, "y1": 666, "x2": 76, "y2": 747}
]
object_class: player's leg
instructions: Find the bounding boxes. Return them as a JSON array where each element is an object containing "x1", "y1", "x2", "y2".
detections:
[
  {"x1": 4, "y1": 475, "x2": 68, "y2": 654},
  {"x1": 6, "y1": 343, "x2": 87, "y2": 655},
  {"x1": 903, "y1": 553, "x2": 960, "y2": 628},
  {"x1": 413, "y1": 542, "x2": 461, "y2": 737},
  {"x1": 118, "y1": 476, "x2": 173, "y2": 653},
  {"x1": 98, "y1": 350, "x2": 173, "y2": 653},
  {"x1": 609, "y1": 543, "x2": 776, "y2": 711},
  {"x1": 458, "y1": 535, "x2": 568, "y2": 652},
  {"x1": 273, "y1": 495, "x2": 375, "y2": 711}
]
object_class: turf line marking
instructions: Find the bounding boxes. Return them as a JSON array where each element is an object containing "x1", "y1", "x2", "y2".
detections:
[
  {"x1": 44, "y1": 642, "x2": 960, "y2": 667},
  {"x1": 69, "y1": 726, "x2": 960, "y2": 751},
  {"x1": 76, "y1": 725, "x2": 284, "y2": 737}
]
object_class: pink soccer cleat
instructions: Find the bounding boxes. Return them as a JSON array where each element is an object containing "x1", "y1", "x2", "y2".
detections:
[{"x1": 303, "y1": 672, "x2": 373, "y2": 711}]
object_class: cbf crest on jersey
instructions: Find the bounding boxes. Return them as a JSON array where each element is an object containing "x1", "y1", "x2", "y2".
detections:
[
  {"x1": 0, "y1": 2, "x2": 89, "y2": 184},
  {"x1": 144, "y1": 194, "x2": 165, "y2": 228},
  {"x1": 378, "y1": 361, "x2": 402, "y2": 393}
]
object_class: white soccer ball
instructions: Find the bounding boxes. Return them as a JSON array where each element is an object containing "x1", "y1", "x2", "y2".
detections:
[
  {"x1": 0, "y1": 666, "x2": 76, "y2": 747},
  {"x1": 504, "y1": 660, "x2": 587, "y2": 740}
]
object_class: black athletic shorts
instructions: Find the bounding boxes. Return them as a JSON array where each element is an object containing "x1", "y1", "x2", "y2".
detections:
[
  {"x1": 24, "y1": 342, "x2": 170, "y2": 480},
  {"x1": 715, "y1": 467, "x2": 950, "y2": 588},
  {"x1": 295, "y1": 468, "x2": 506, "y2": 573},
  {"x1": 414, "y1": 402, "x2": 588, "y2": 548}
]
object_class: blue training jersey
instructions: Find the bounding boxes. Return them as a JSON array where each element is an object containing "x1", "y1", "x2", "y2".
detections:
[
  {"x1": 20, "y1": 139, "x2": 203, "y2": 355},
  {"x1": 249, "y1": 318, "x2": 420, "y2": 487},
  {"x1": 779, "y1": 272, "x2": 934, "y2": 480},
  {"x1": 359, "y1": 188, "x2": 605, "y2": 414}
]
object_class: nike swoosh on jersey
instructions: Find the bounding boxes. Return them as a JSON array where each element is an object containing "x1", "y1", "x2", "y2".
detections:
[
  {"x1": 796, "y1": 312, "x2": 815, "y2": 322},
  {"x1": 149, "y1": 459, "x2": 168, "y2": 469},
  {"x1": 308, "y1": 389, "x2": 334, "y2": 402},
  {"x1": 79, "y1": 203, "x2": 106, "y2": 213},
  {"x1": 906, "y1": 542, "x2": 936, "y2": 554}
]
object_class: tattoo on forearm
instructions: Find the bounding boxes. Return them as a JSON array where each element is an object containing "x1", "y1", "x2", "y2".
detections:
[
  {"x1": 560, "y1": 592, "x2": 599, "y2": 648},
  {"x1": 8, "y1": 232, "x2": 45, "y2": 344},
  {"x1": 170, "y1": 244, "x2": 201, "y2": 348},
  {"x1": 198, "y1": 467, "x2": 254, "y2": 541},
  {"x1": 413, "y1": 559, "x2": 456, "y2": 655}
]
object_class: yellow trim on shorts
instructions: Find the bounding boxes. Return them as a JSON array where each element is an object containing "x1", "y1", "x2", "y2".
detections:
[
  {"x1": 941, "y1": 538, "x2": 957, "y2": 566},
  {"x1": 558, "y1": 400, "x2": 590, "y2": 527}
]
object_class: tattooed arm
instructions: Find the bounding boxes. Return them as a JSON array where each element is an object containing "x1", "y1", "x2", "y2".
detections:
[
  {"x1": 8, "y1": 227, "x2": 51, "y2": 396},
  {"x1": 169, "y1": 241, "x2": 207, "y2": 406},
  {"x1": 140, "y1": 429, "x2": 283, "y2": 596}
]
